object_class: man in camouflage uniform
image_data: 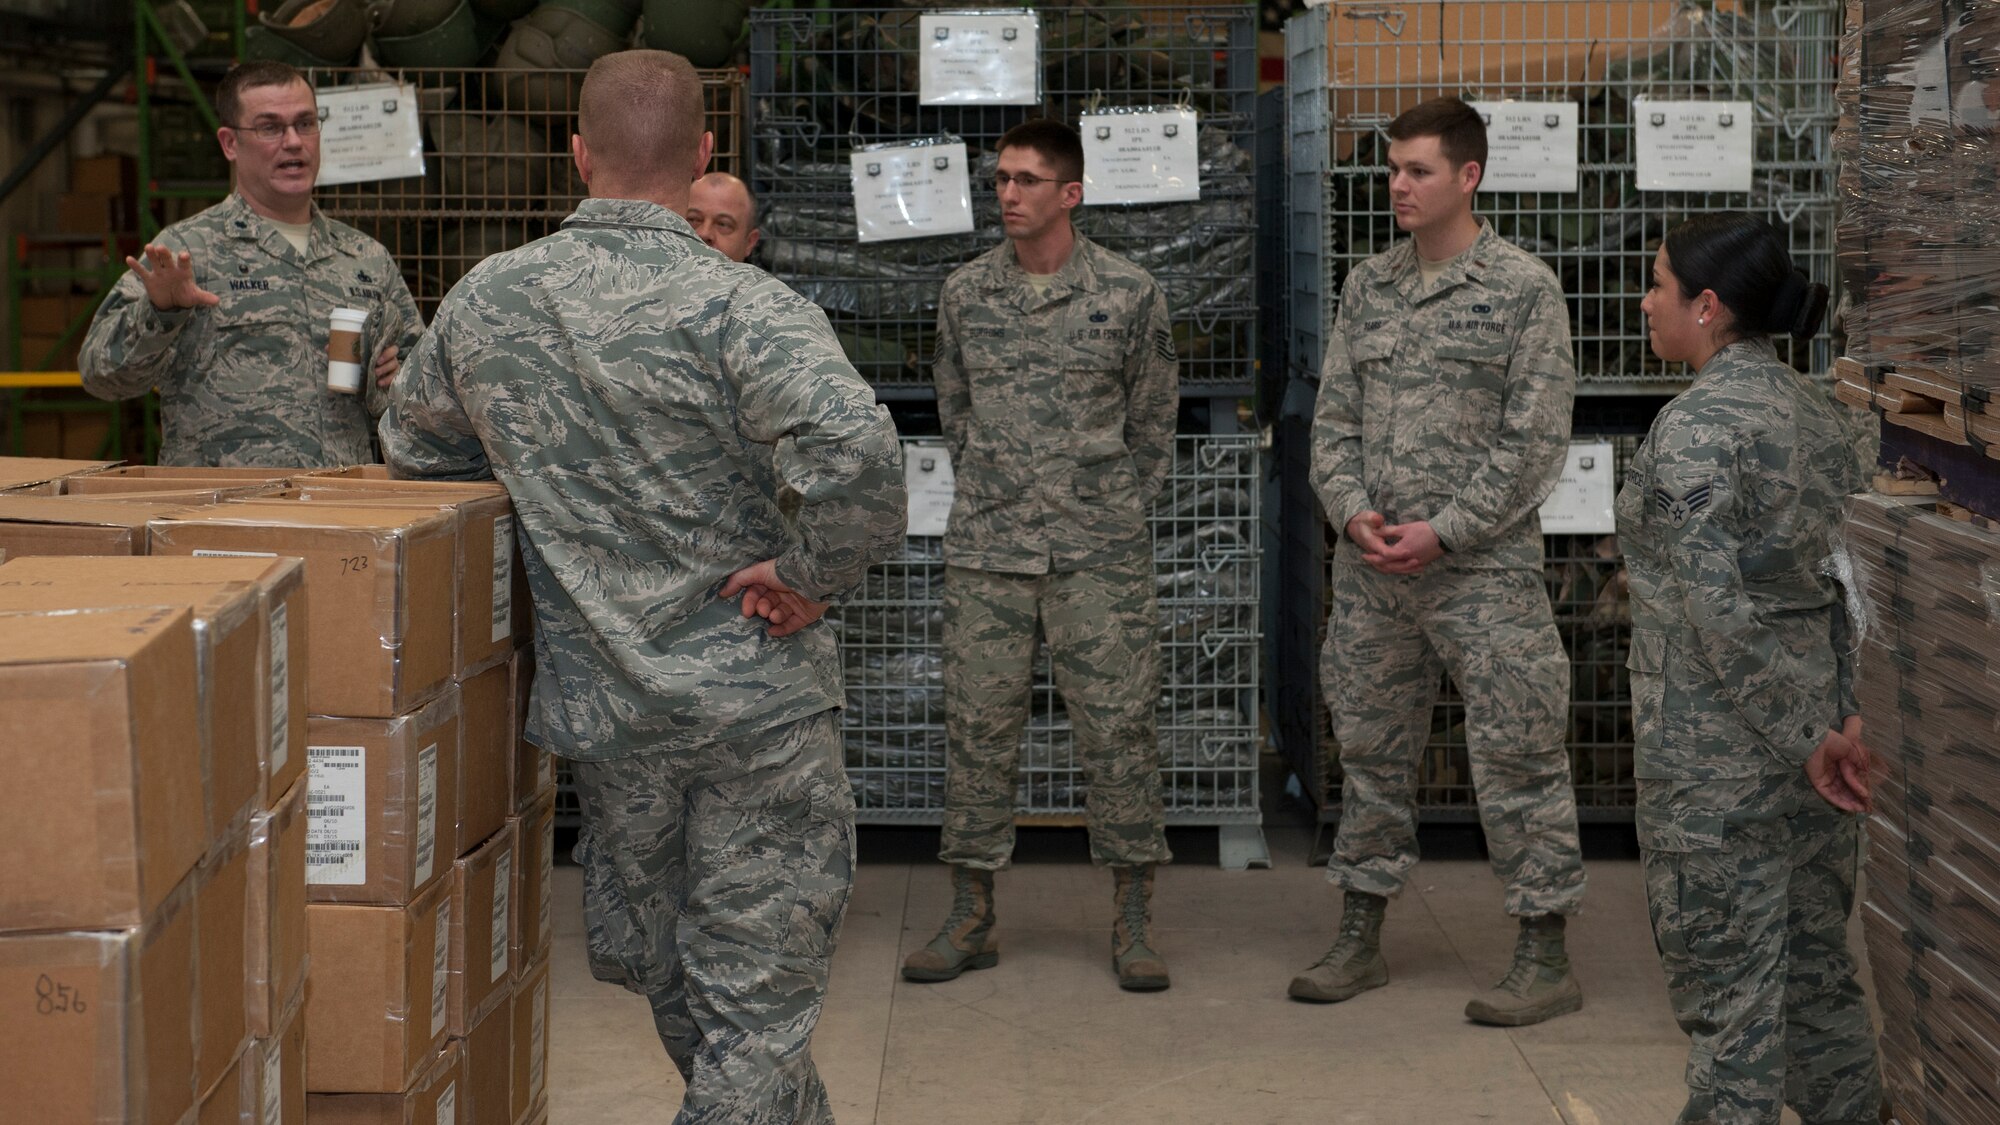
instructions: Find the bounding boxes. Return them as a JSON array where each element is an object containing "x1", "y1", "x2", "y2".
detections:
[
  {"x1": 380, "y1": 50, "x2": 905, "y2": 1123},
  {"x1": 81, "y1": 60, "x2": 420, "y2": 467},
  {"x1": 1620, "y1": 221, "x2": 1881, "y2": 1125},
  {"x1": 903, "y1": 119, "x2": 1180, "y2": 993},
  {"x1": 1293, "y1": 98, "x2": 1587, "y2": 1024}
]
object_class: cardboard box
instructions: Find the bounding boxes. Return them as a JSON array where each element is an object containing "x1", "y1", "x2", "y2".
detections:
[
  {"x1": 16, "y1": 293, "x2": 97, "y2": 338},
  {"x1": 458, "y1": 974, "x2": 514, "y2": 1125},
  {"x1": 509, "y1": 647, "x2": 553, "y2": 813},
  {"x1": 0, "y1": 605, "x2": 205, "y2": 930},
  {"x1": 510, "y1": 791, "x2": 556, "y2": 978},
  {"x1": 248, "y1": 778, "x2": 309, "y2": 1038},
  {"x1": 0, "y1": 553, "x2": 310, "y2": 808},
  {"x1": 56, "y1": 190, "x2": 122, "y2": 235},
  {"x1": 0, "y1": 456, "x2": 118, "y2": 494},
  {"x1": 292, "y1": 479, "x2": 525, "y2": 674},
  {"x1": 0, "y1": 496, "x2": 196, "y2": 556},
  {"x1": 307, "y1": 685, "x2": 463, "y2": 906},
  {"x1": 0, "y1": 878, "x2": 198, "y2": 1125},
  {"x1": 197, "y1": 1045, "x2": 249, "y2": 1125},
  {"x1": 72, "y1": 152, "x2": 136, "y2": 197},
  {"x1": 150, "y1": 504, "x2": 456, "y2": 718},
  {"x1": 0, "y1": 558, "x2": 266, "y2": 844},
  {"x1": 458, "y1": 659, "x2": 513, "y2": 857},
  {"x1": 305, "y1": 876, "x2": 452, "y2": 1094},
  {"x1": 248, "y1": 992, "x2": 307, "y2": 1125},
  {"x1": 449, "y1": 822, "x2": 517, "y2": 1037},
  {"x1": 63, "y1": 474, "x2": 283, "y2": 499},
  {"x1": 196, "y1": 822, "x2": 253, "y2": 1101},
  {"x1": 509, "y1": 957, "x2": 550, "y2": 1125},
  {"x1": 86, "y1": 465, "x2": 302, "y2": 483},
  {"x1": 308, "y1": 1040, "x2": 464, "y2": 1124}
]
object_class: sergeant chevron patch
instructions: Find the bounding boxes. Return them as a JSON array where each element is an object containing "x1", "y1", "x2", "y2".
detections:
[{"x1": 1655, "y1": 483, "x2": 1713, "y2": 529}]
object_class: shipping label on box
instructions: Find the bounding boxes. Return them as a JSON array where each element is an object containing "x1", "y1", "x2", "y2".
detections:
[{"x1": 306, "y1": 686, "x2": 461, "y2": 906}]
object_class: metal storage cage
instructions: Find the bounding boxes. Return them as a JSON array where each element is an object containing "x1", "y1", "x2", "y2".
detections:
[
  {"x1": 309, "y1": 66, "x2": 743, "y2": 318},
  {"x1": 745, "y1": 5, "x2": 1258, "y2": 403},
  {"x1": 1276, "y1": 1, "x2": 1844, "y2": 838},
  {"x1": 836, "y1": 434, "x2": 1265, "y2": 869}
]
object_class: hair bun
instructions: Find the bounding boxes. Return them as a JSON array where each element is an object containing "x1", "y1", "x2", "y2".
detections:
[{"x1": 1781, "y1": 271, "x2": 1829, "y2": 340}]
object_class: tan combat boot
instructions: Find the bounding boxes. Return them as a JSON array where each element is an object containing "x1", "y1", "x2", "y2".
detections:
[
  {"x1": 1111, "y1": 865, "x2": 1169, "y2": 991},
  {"x1": 900, "y1": 866, "x2": 998, "y2": 983},
  {"x1": 1465, "y1": 914, "x2": 1583, "y2": 1026},
  {"x1": 1288, "y1": 890, "x2": 1389, "y2": 1003}
]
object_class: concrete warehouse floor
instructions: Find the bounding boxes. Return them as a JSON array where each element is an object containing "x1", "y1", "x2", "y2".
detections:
[{"x1": 546, "y1": 763, "x2": 1871, "y2": 1125}]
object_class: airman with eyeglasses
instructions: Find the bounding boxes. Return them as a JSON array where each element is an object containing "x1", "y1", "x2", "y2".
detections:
[{"x1": 80, "y1": 60, "x2": 423, "y2": 467}]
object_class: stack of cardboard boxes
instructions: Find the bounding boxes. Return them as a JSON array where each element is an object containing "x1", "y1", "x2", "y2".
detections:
[
  {"x1": 0, "y1": 549, "x2": 312, "y2": 1123},
  {"x1": 1847, "y1": 493, "x2": 2000, "y2": 1123},
  {"x1": 1832, "y1": 0, "x2": 2000, "y2": 496},
  {"x1": 0, "y1": 456, "x2": 553, "y2": 1123}
]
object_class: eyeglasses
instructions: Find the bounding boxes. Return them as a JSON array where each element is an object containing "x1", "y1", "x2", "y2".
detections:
[
  {"x1": 228, "y1": 117, "x2": 321, "y2": 142},
  {"x1": 993, "y1": 171, "x2": 1074, "y2": 190}
]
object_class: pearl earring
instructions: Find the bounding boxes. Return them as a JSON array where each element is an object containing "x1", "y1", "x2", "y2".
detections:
[{"x1": 1699, "y1": 317, "x2": 1707, "y2": 325}]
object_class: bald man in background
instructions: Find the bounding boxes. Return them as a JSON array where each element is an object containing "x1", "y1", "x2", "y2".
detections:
[{"x1": 686, "y1": 171, "x2": 761, "y2": 263}]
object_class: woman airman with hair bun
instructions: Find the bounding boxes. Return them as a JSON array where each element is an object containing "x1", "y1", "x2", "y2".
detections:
[{"x1": 1618, "y1": 212, "x2": 1883, "y2": 1125}]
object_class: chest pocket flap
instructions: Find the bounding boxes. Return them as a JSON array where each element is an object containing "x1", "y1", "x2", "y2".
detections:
[{"x1": 1350, "y1": 332, "x2": 1397, "y2": 364}]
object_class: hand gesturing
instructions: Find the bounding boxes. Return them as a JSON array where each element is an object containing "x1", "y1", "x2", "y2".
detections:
[{"x1": 125, "y1": 244, "x2": 219, "y2": 312}]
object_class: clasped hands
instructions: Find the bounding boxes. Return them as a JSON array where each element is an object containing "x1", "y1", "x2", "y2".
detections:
[
  {"x1": 1346, "y1": 511, "x2": 1445, "y2": 576},
  {"x1": 721, "y1": 560, "x2": 829, "y2": 639}
]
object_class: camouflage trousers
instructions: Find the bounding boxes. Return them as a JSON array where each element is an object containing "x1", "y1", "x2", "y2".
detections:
[
  {"x1": 939, "y1": 558, "x2": 1171, "y2": 869},
  {"x1": 1321, "y1": 548, "x2": 1586, "y2": 915},
  {"x1": 1638, "y1": 771, "x2": 1883, "y2": 1125},
  {"x1": 568, "y1": 709, "x2": 856, "y2": 1125}
]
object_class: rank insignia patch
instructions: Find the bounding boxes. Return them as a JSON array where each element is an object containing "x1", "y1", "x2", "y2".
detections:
[{"x1": 1655, "y1": 483, "x2": 1712, "y2": 529}]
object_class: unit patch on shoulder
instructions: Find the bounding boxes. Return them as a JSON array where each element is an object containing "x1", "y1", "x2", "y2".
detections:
[{"x1": 1654, "y1": 483, "x2": 1713, "y2": 529}]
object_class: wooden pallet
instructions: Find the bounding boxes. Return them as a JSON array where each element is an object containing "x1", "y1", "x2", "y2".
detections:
[{"x1": 1833, "y1": 356, "x2": 2000, "y2": 455}]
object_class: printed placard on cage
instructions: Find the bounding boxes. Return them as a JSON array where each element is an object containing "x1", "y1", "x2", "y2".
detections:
[
  {"x1": 1538, "y1": 441, "x2": 1617, "y2": 534},
  {"x1": 414, "y1": 744, "x2": 439, "y2": 887},
  {"x1": 1080, "y1": 108, "x2": 1201, "y2": 205},
  {"x1": 918, "y1": 12, "x2": 1040, "y2": 105},
  {"x1": 490, "y1": 851, "x2": 513, "y2": 984},
  {"x1": 316, "y1": 82, "x2": 425, "y2": 187},
  {"x1": 1634, "y1": 98, "x2": 1754, "y2": 192},
  {"x1": 851, "y1": 141, "x2": 975, "y2": 243},
  {"x1": 305, "y1": 744, "x2": 365, "y2": 886},
  {"x1": 269, "y1": 602, "x2": 290, "y2": 777},
  {"x1": 491, "y1": 516, "x2": 514, "y2": 645},
  {"x1": 429, "y1": 900, "x2": 450, "y2": 1038},
  {"x1": 905, "y1": 444, "x2": 955, "y2": 536},
  {"x1": 1469, "y1": 101, "x2": 1578, "y2": 193}
]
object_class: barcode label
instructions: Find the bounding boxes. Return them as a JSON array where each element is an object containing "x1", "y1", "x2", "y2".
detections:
[
  {"x1": 306, "y1": 745, "x2": 366, "y2": 885},
  {"x1": 490, "y1": 516, "x2": 514, "y2": 644},
  {"x1": 529, "y1": 977, "x2": 547, "y2": 1102},
  {"x1": 414, "y1": 744, "x2": 438, "y2": 887},
  {"x1": 269, "y1": 603, "x2": 290, "y2": 777},
  {"x1": 434, "y1": 1080, "x2": 456, "y2": 1125},
  {"x1": 539, "y1": 818, "x2": 554, "y2": 948},
  {"x1": 490, "y1": 851, "x2": 512, "y2": 983},
  {"x1": 193, "y1": 548, "x2": 277, "y2": 558},
  {"x1": 260, "y1": 1039, "x2": 283, "y2": 1125},
  {"x1": 430, "y1": 900, "x2": 450, "y2": 1038}
]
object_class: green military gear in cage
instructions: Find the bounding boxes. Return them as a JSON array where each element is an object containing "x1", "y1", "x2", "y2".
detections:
[
  {"x1": 497, "y1": 3, "x2": 631, "y2": 115},
  {"x1": 372, "y1": 0, "x2": 483, "y2": 69},
  {"x1": 429, "y1": 112, "x2": 551, "y2": 202},
  {"x1": 642, "y1": 0, "x2": 747, "y2": 68},
  {"x1": 254, "y1": 0, "x2": 369, "y2": 64},
  {"x1": 544, "y1": 0, "x2": 640, "y2": 35},
  {"x1": 470, "y1": 0, "x2": 536, "y2": 23}
]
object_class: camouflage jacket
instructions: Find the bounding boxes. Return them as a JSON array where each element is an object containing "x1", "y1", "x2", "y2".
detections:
[
  {"x1": 931, "y1": 232, "x2": 1179, "y2": 573},
  {"x1": 1312, "y1": 221, "x2": 1575, "y2": 569},
  {"x1": 80, "y1": 193, "x2": 422, "y2": 467},
  {"x1": 1616, "y1": 337, "x2": 1864, "y2": 780},
  {"x1": 380, "y1": 198, "x2": 905, "y2": 761}
]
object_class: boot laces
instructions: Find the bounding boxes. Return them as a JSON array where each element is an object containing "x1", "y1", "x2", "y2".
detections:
[
  {"x1": 1311, "y1": 910, "x2": 1373, "y2": 967},
  {"x1": 1119, "y1": 877, "x2": 1151, "y2": 945},
  {"x1": 1496, "y1": 927, "x2": 1549, "y2": 993}
]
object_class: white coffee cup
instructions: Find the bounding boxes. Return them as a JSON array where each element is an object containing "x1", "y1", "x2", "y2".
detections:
[{"x1": 327, "y1": 307, "x2": 369, "y2": 394}]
